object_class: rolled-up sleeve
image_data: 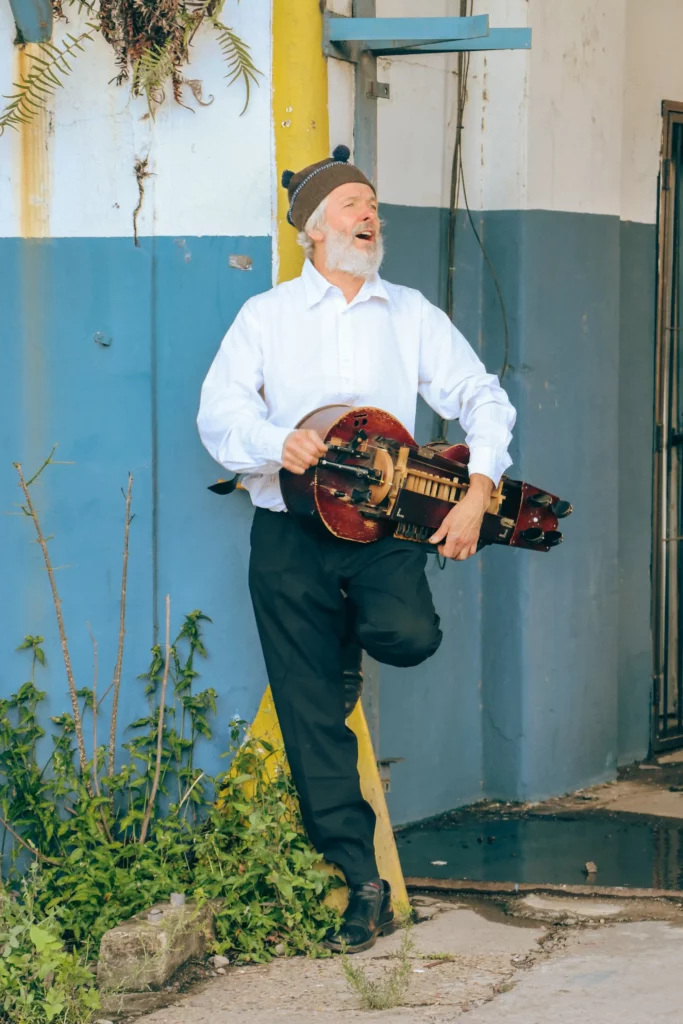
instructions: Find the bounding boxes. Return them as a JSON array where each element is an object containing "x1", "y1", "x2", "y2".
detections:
[
  {"x1": 418, "y1": 297, "x2": 516, "y2": 485},
  {"x1": 197, "y1": 302, "x2": 292, "y2": 474}
]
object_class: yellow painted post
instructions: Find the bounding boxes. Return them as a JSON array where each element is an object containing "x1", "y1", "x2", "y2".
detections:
[
  {"x1": 243, "y1": 686, "x2": 409, "y2": 915},
  {"x1": 272, "y1": 0, "x2": 329, "y2": 284}
]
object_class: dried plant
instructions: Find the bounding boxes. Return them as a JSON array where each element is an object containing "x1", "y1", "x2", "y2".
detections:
[{"x1": 0, "y1": 0, "x2": 260, "y2": 135}]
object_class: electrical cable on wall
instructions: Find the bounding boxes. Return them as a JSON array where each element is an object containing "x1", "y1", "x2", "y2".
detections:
[
  {"x1": 458, "y1": 148, "x2": 511, "y2": 382},
  {"x1": 437, "y1": 0, "x2": 511, "y2": 448}
]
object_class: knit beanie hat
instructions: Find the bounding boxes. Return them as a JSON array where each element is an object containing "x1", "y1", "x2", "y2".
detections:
[{"x1": 282, "y1": 145, "x2": 375, "y2": 231}]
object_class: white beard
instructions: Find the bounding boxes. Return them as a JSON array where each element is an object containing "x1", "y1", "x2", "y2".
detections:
[{"x1": 322, "y1": 225, "x2": 385, "y2": 279}]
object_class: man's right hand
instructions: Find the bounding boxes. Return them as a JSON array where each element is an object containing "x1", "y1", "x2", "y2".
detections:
[{"x1": 282, "y1": 429, "x2": 328, "y2": 474}]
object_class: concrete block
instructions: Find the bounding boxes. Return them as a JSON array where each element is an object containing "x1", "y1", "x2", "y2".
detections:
[
  {"x1": 97, "y1": 901, "x2": 214, "y2": 992},
  {"x1": 99, "y1": 989, "x2": 175, "y2": 1017}
]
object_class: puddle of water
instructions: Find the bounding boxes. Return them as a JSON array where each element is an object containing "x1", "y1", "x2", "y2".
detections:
[
  {"x1": 396, "y1": 815, "x2": 683, "y2": 890},
  {"x1": 431, "y1": 894, "x2": 544, "y2": 928}
]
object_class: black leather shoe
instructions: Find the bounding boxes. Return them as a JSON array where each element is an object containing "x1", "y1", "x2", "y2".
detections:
[{"x1": 324, "y1": 880, "x2": 395, "y2": 953}]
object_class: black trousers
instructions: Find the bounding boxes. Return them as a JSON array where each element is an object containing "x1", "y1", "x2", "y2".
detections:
[{"x1": 248, "y1": 508, "x2": 443, "y2": 885}]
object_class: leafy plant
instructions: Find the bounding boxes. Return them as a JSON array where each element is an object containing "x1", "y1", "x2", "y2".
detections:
[
  {"x1": 0, "y1": 869, "x2": 100, "y2": 1024},
  {"x1": 0, "y1": 0, "x2": 261, "y2": 135},
  {"x1": 1, "y1": 448, "x2": 339, "y2": 1024},
  {"x1": 1, "y1": 637, "x2": 339, "y2": 957},
  {"x1": 0, "y1": 30, "x2": 97, "y2": 134},
  {"x1": 193, "y1": 723, "x2": 338, "y2": 962}
]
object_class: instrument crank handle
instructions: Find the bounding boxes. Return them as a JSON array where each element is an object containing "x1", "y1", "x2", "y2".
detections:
[
  {"x1": 318, "y1": 458, "x2": 382, "y2": 482},
  {"x1": 326, "y1": 443, "x2": 371, "y2": 459}
]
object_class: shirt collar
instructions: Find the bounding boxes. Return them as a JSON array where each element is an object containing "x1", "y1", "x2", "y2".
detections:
[{"x1": 301, "y1": 257, "x2": 389, "y2": 309}]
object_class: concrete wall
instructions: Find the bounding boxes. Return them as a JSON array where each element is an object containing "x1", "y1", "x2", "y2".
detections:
[
  {"x1": 1, "y1": 0, "x2": 677, "y2": 825},
  {"x1": 369, "y1": 0, "x2": 677, "y2": 821}
]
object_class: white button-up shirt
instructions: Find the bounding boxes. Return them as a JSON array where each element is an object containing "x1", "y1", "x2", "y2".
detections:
[{"x1": 197, "y1": 259, "x2": 516, "y2": 511}]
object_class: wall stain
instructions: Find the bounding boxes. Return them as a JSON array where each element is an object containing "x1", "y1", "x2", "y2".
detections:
[
  {"x1": 17, "y1": 45, "x2": 51, "y2": 238},
  {"x1": 15, "y1": 45, "x2": 51, "y2": 628}
]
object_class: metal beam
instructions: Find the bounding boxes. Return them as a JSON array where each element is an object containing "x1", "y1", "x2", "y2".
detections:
[
  {"x1": 325, "y1": 15, "x2": 530, "y2": 59},
  {"x1": 327, "y1": 15, "x2": 490, "y2": 44},
  {"x1": 8, "y1": 0, "x2": 52, "y2": 43},
  {"x1": 402, "y1": 28, "x2": 531, "y2": 55},
  {"x1": 352, "y1": 0, "x2": 378, "y2": 184}
]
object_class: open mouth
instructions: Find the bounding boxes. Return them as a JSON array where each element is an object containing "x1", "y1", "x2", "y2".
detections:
[{"x1": 355, "y1": 230, "x2": 375, "y2": 243}]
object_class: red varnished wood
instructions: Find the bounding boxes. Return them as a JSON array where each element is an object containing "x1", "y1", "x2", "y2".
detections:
[
  {"x1": 280, "y1": 405, "x2": 354, "y2": 519},
  {"x1": 280, "y1": 405, "x2": 570, "y2": 553},
  {"x1": 510, "y1": 483, "x2": 560, "y2": 552},
  {"x1": 315, "y1": 407, "x2": 415, "y2": 542},
  {"x1": 439, "y1": 443, "x2": 470, "y2": 466}
]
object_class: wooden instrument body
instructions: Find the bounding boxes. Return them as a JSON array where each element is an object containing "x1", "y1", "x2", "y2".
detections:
[{"x1": 280, "y1": 406, "x2": 569, "y2": 553}]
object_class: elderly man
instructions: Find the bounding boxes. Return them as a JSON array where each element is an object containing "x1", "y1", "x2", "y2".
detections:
[{"x1": 197, "y1": 145, "x2": 515, "y2": 953}]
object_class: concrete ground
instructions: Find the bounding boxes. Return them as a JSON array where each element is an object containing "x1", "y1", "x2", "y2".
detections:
[
  {"x1": 129, "y1": 894, "x2": 683, "y2": 1024},
  {"x1": 530, "y1": 748, "x2": 683, "y2": 820},
  {"x1": 128, "y1": 763, "x2": 683, "y2": 1024}
]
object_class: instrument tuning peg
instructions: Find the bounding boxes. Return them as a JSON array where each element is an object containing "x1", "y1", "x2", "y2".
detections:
[
  {"x1": 351, "y1": 488, "x2": 371, "y2": 504},
  {"x1": 528, "y1": 491, "x2": 553, "y2": 508},
  {"x1": 520, "y1": 527, "x2": 545, "y2": 544},
  {"x1": 544, "y1": 530, "x2": 563, "y2": 547},
  {"x1": 551, "y1": 500, "x2": 573, "y2": 519}
]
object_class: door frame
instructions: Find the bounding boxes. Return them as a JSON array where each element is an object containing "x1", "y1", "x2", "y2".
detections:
[{"x1": 652, "y1": 101, "x2": 683, "y2": 752}]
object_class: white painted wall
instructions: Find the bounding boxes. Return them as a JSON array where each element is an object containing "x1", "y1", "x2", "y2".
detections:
[
  {"x1": 0, "y1": 0, "x2": 272, "y2": 237},
  {"x1": 527, "y1": 0, "x2": 683, "y2": 225},
  {"x1": 372, "y1": 0, "x2": 683, "y2": 226},
  {"x1": 328, "y1": 57, "x2": 355, "y2": 158},
  {"x1": 375, "y1": 0, "x2": 530, "y2": 211},
  {"x1": 621, "y1": 0, "x2": 683, "y2": 225},
  {"x1": 376, "y1": 0, "x2": 458, "y2": 209},
  {"x1": 526, "y1": 0, "x2": 683, "y2": 224},
  {"x1": 5, "y1": 0, "x2": 683, "y2": 238},
  {"x1": 526, "y1": 0, "x2": 626, "y2": 219},
  {"x1": 458, "y1": 0, "x2": 529, "y2": 213}
]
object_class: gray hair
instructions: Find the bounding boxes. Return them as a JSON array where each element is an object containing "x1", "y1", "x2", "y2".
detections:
[{"x1": 297, "y1": 196, "x2": 329, "y2": 260}]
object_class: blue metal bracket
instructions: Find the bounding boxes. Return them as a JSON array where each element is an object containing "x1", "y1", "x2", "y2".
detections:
[
  {"x1": 8, "y1": 0, "x2": 53, "y2": 43},
  {"x1": 324, "y1": 14, "x2": 530, "y2": 61},
  {"x1": 328, "y1": 15, "x2": 490, "y2": 45},
  {"x1": 405, "y1": 29, "x2": 531, "y2": 54}
]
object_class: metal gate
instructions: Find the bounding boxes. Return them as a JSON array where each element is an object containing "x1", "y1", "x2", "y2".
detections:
[{"x1": 653, "y1": 101, "x2": 683, "y2": 750}]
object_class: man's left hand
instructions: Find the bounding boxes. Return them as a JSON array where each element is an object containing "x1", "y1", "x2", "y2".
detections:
[{"x1": 428, "y1": 474, "x2": 494, "y2": 560}]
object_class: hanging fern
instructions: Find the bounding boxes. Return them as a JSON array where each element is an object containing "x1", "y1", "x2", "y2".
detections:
[
  {"x1": 211, "y1": 18, "x2": 262, "y2": 116},
  {"x1": 131, "y1": 39, "x2": 179, "y2": 113},
  {"x1": 0, "y1": 29, "x2": 96, "y2": 136},
  {"x1": 0, "y1": 1, "x2": 260, "y2": 133}
]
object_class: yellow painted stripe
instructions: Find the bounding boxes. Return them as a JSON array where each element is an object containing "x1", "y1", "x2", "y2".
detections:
[
  {"x1": 238, "y1": 684, "x2": 409, "y2": 916},
  {"x1": 272, "y1": 0, "x2": 330, "y2": 283}
]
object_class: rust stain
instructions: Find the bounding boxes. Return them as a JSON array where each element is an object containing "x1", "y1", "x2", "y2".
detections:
[
  {"x1": 16, "y1": 44, "x2": 51, "y2": 539},
  {"x1": 17, "y1": 44, "x2": 51, "y2": 238}
]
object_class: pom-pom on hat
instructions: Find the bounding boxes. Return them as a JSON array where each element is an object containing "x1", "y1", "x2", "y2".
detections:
[{"x1": 281, "y1": 144, "x2": 375, "y2": 230}]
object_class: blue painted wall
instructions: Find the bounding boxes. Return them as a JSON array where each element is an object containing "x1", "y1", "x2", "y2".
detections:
[
  {"x1": 379, "y1": 204, "x2": 655, "y2": 823},
  {"x1": 0, "y1": 235, "x2": 272, "y2": 774},
  {"x1": 380, "y1": 205, "x2": 486, "y2": 824},
  {"x1": 617, "y1": 221, "x2": 656, "y2": 764}
]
